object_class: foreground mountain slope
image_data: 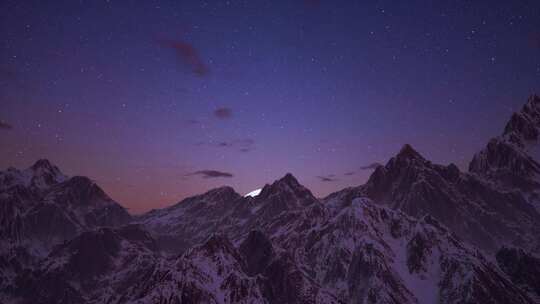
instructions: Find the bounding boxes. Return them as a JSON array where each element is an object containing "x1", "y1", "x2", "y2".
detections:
[
  {"x1": 135, "y1": 174, "x2": 533, "y2": 303},
  {"x1": 496, "y1": 247, "x2": 540, "y2": 301},
  {"x1": 12, "y1": 225, "x2": 159, "y2": 304}
]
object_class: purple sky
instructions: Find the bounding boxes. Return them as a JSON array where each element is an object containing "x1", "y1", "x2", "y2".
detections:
[{"x1": 1, "y1": 0, "x2": 540, "y2": 213}]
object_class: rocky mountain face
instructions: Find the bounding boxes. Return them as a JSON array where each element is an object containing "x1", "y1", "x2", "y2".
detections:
[
  {"x1": 4, "y1": 174, "x2": 534, "y2": 303},
  {"x1": 136, "y1": 173, "x2": 320, "y2": 254},
  {"x1": 0, "y1": 160, "x2": 131, "y2": 245},
  {"x1": 470, "y1": 94, "x2": 540, "y2": 203},
  {"x1": 0, "y1": 160, "x2": 132, "y2": 301},
  {"x1": 496, "y1": 246, "x2": 540, "y2": 301},
  {"x1": 2, "y1": 96, "x2": 540, "y2": 303},
  {"x1": 339, "y1": 143, "x2": 540, "y2": 253},
  {"x1": 13, "y1": 224, "x2": 159, "y2": 304}
]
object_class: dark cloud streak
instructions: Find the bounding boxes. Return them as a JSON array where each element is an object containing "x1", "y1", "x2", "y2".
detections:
[
  {"x1": 159, "y1": 39, "x2": 209, "y2": 77},
  {"x1": 214, "y1": 107, "x2": 233, "y2": 119},
  {"x1": 188, "y1": 170, "x2": 234, "y2": 179},
  {"x1": 317, "y1": 174, "x2": 338, "y2": 182},
  {"x1": 0, "y1": 120, "x2": 13, "y2": 130},
  {"x1": 360, "y1": 162, "x2": 382, "y2": 170}
]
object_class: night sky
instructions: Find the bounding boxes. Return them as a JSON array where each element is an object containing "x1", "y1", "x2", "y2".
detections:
[{"x1": 1, "y1": 1, "x2": 540, "y2": 213}]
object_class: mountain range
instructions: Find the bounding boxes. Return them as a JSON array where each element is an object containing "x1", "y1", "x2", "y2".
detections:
[{"x1": 2, "y1": 95, "x2": 540, "y2": 303}]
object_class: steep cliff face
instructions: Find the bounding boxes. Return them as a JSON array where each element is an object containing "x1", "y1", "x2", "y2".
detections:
[
  {"x1": 496, "y1": 247, "x2": 540, "y2": 301},
  {"x1": 470, "y1": 95, "x2": 540, "y2": 198}
]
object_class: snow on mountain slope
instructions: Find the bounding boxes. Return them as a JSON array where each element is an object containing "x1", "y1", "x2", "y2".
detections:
[
  {"x1": 137, "y1": 173, "x2": 321, "y2": 254},
  {"x1": 0, "y1": 160, "x2": 131, "y2": 245},
  {"x1": 0, "y1": 160, "x2": 132, "y2": 299},
  {"x1": 135, "y1": 174, "x2": 533, "y2": 303},
  {"x1": 0, "y1": 168, "x2": 536, "y2": 303},
  {"x1": 137, "y1": 186, "x2": 247, "y2": 253},
  {"x1": 272, "y1": 195, "x2": 531, "y2": 303}
]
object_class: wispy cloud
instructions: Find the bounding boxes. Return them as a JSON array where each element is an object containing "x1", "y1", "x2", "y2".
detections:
[
  {"x1": 214, "y1": 107, "x2": 233, "y2": 119},
  {"x1": 360, "y1": 162, "x2": 382, "y2": 170},
  {"x1": 0, "y1": 120, "x2": 13, "y2": 130},
  {"x1": 344, "y1": 171, "x2": 355, "y2": 176},
  {"x1": 317, "y1": 174, "x2": 338, "y2": 182},
  {"x1": 159, "y1": 39, "x2": 209, "y2": 77},
  {"x1": 187, "y1": 170, "x2": 234, "y2": 179},
  {"x1": 199, "y1": 138, "x2": 255, "y2": 152},
  {"x1": 186, "y1": 119, "x2": 201, "y2": 125}
]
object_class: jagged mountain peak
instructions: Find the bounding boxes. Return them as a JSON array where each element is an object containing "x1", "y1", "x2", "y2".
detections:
[
  {"x1": 262, "y1": 173, "x2": 304, "y2": 193},
  {"x1": 29, "y1": 158, "x2": 64, "y2": 176},
  {"x1": 273, "y1": 172, "x2": 301, "y2": 188},
  {"x1": 524, "y1": 94, "x2": 540, "y2": 112},
  {"x1": 25, "y1": 159, "x2": 67, "y2": 191},
  {"x1": 203, "y1": 185, "x2": 239, "y2": 198},
  {"x1": 193, "y1": 186, "x2": 241, "y2": 205},
  {"x1": 30, "y1": 159, "x2": 56, "y2": 171},
  {"x1": 47, "y1": 175, "x2": 112, "y2": 204},
  {"x1": 470, "y1": 95, "x2": 540, "y2": 191},
  {"x1": 396, "y1": 144, "x2": 426, "y2": 161},
  {"x1": 257, "y1": 173, "x2": 317, "y2": 205},
  {"x1": 502, "y1": 94, "x2": 540, "y2": 141}
]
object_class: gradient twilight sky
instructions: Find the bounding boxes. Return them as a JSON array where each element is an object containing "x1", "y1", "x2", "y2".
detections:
[{"x1": 1, "y1": 1, "x2": 540, "y2": 213}]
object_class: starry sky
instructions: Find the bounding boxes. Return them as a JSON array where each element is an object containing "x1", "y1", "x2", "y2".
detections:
[{"x1": 1, "y1": 0, "x2": 540, "y2": 213}]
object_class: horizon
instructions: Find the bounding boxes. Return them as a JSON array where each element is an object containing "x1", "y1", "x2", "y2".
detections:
[{"x1": 0, "y1": 130, "x2": 526, "y2": 215}]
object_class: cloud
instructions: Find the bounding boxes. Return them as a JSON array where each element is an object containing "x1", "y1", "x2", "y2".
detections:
[
  {"x1": 186, "y1": 119, "x2": 206, "y2": 128},
  {"x1": 188, "y1": 170, "x2": 233, "y2": 179},
  {"x1": 217, "y1": 141, "x2": 233, "y2": 147},
  {"x1": 159, "y1": 39, "x2": 209, "y2": 77},
  {"x1": 317, "y1": 174, "x2": 338, "y2": 182},
  {"x1": 344, "y1": 171, "x2": 355, "y2": 176},
  {"x1": 360, "y1": 162, "x2": 382, "y2": 170},
  {"x1": 219, "y1": 138, "x2": 255, "y2": 152},
  {"x1": 200, "y1": 138, "x2": 254, "y2": 152},
  {"x1": 0, "y1": 120, "x2": 13, "y2": 130},
  {"x1": 214, "y1": 107, "x2": 233, "y2": 119}
]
